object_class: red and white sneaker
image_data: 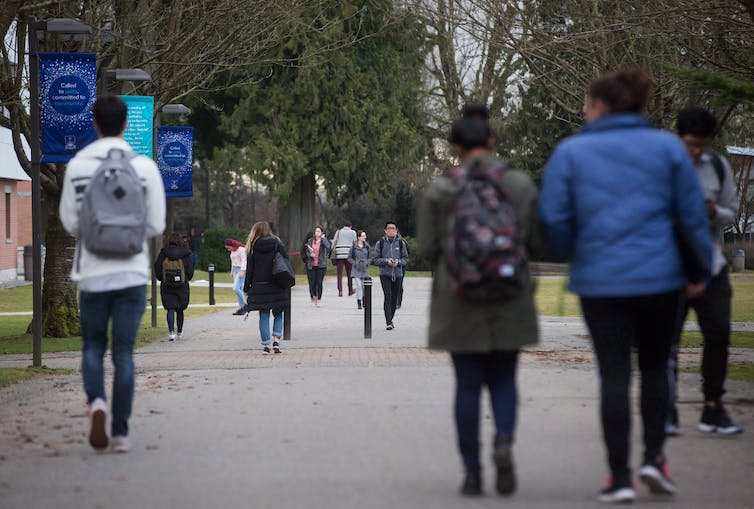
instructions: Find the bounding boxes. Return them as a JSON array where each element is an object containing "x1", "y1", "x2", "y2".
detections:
[{"x1": 639, "y1": 460, "x2": 676, "y2": 496}]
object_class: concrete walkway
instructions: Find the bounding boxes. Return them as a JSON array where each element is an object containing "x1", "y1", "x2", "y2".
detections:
[{"x1": 0, "y1": 277, "x2": 752, "y2": 509}]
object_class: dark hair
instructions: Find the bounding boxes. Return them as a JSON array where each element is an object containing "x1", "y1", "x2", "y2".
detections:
[
  {"x1": 384, "y1": 221, "x2": 397, "y2": 229},
  {"x1": 677, "y1": 107, "x2": 716, "y2": 138},
  {"x1": 357, "y1": 230, "x2": 366, "y2": 237},
  {"x1": 588, "y1": 69, "x2": 651, "y2": 114},
  {"x1": 93, "y1": 95, "x2": 128, "y2": 137},
  {"x1": 344, "y1": 221, "x2": 352, "y2": 228},
  {"x1": 462, "y1": 102, "x2": 490, "y2": 119},
  {"x1": 165, "y1": 232, "x2": 188, "y2": 249},
  {"x1": 267, "y1": 221, "x2": 276, "y2": 234},
  {"x1": 448, "y1": 116, "x2": 491, "y2": 150}
]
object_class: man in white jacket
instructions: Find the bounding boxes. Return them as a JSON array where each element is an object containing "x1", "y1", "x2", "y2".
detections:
[{"x1": 60, "y1": 95, "x2": 166, "y2": 452}]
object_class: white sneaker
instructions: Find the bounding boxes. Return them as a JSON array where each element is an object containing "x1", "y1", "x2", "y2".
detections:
[
  {"x1": 177, "y1": 332, "x2": 183, "y2": 340},
  {"x1": 169, "y1": 331, "x2": 176, "y2": 341},
  {"x1": 88, "y1": 398, "x2": 109, "y2": 450},
  {"x1": 111, "y1": 435, "x2": 131, "y2": 453}
]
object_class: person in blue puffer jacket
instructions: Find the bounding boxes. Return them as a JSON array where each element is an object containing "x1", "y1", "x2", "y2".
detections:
[{"x1": 539, "y1": 69, "x2": 712, "y2": 504}]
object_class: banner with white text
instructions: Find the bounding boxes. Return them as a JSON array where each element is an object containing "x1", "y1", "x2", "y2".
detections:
[
  {"x1": 120, "y1": 96, "x2": 154, "y2": 158},
  {"x1": 39, "y1": 52, "x2": 97, "y2": 162},
  {"x1": 157, "y1": 126, "x2": 193, "y2": 197}
]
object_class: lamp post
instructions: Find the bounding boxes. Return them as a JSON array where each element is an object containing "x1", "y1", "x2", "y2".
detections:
[
  {"x1": 102, "y1": 68, "x2": 151, "y2": 94},
  {"x1": 27, "y1": 17, "x2": 92, "y2": 368},
  {"x1": 151, "y1": 103, "x2": 192, "y2": 327}
]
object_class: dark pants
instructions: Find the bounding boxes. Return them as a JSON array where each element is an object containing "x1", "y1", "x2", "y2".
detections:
[
  {"x1": 451, "y1": 351, "x2": 519, "y2": 468},
  {"x1": 669, "y1": 268, "x2": 732, "y2": 408},
  {"x1": 307, "y1": 267, "x2": 326, "y2": 299},
  {"x1": 397, "y1": 277, "x2": 404, "y2": 308},
  {"x1": 581, "y1": 290, "x2": 681, "y2": 482},
  {"x1": 80, "y1": 285, "x2": 146, "y2": 437},
  {"x1": 166, "y1": 309, "x2": 184, "y2": 333},
  {"x1": 379, "y1": 275, "x2": 401, "y2": 325},
  {"x1": 336, "y1": 259, "x2": 353, "y2": 294}
]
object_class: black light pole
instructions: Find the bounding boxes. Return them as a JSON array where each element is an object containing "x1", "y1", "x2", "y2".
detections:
[
  {"x1": 151, "y1": 103, "x2": 192, "y2": 327},
  {"x1": 27, "y1": 17, "x2": 92, "y2": 368}
]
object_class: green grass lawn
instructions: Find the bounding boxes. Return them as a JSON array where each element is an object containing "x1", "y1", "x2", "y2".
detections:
[
  {"x1": 0, "y1": 367, "x2": 76, "y2": 389},
  {"x1": 683, "y1": 364, "x2": 754, "y2": 383},
  {"x1": 680, "y1": 330, "x2": 754, "y2": 349}
]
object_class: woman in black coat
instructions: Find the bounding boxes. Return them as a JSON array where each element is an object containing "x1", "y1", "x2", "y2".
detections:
[
  {"x1": 243, "y1": 221, "x2": 289, "y2": 354},
  {"x1": 153, "y1": 233, "x2": 194, "y2": 341}
]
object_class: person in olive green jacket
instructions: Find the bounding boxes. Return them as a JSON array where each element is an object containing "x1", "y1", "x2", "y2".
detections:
[{"x1": 417, "y1": 113, "x2": 542, "y2": 498}]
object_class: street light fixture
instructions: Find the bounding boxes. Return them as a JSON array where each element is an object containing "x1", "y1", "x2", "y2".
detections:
[
  {"x1": 27, "y1": 17, "x2": 93, "y2": 368},
  {"x1": 102, "y1": 68, "x2": 151, "y2": 93}
]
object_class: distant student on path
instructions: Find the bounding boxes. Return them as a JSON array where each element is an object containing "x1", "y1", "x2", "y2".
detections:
[
  {"x1": 244, "y1": 222, "x2": 290, "y2": 354},
  {"x1": 225, "y1": 238, "x2": 247, "y2": 316},
  {"x1": 304, "y1": 226, "x2": 331, "y2": 307},
  {"x1": 154, "y1": 233, "x2": 194, "y2": 341},
  {"x1": 372, "y1": 222, "x2": 408, "y2": 330},
  {"x1": 331, "y1": 221, "x2": 357, "y2": 296},
  {"x1": 188, "y1": 227, "x2": 202, "y2": 269},
  {"x1": 666, "y1": 107, "x2": 743, "y2": 436},
  {"x1": 60, "y1": 95, "x2": 166, "y2": 453},
  {"x1": 540, "y1": 69, "x2": 712, "y2": 503},
  {"x1": 348, "y1": 230, "x2": 371, "y2": 309}
]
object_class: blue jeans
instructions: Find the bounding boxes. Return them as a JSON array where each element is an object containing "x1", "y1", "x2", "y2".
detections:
[
  {"x1": 232, "y1": 266, "x2": 245, "y2": 308},
  {"x1": 80, "y1": 285, "x2": 146, "y2": 437},
  {"x1": 451, "y1": 350, "x2": 519, "y2": 468},
  {"x1": 258, "y1": 309, "x2": 283, "y2": 344}
]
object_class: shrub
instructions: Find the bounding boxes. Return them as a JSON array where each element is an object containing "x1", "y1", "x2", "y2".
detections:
[
  {"x1": 403, "y1": 236, "x2": 431, "y2": 272},
  {"x1": 199, "y1": 225, "x2": 249, "y2": 272}
]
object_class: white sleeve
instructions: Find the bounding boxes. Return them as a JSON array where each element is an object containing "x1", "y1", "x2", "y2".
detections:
[
  {"x1": 142, "y1": 161, "x2": 166, "y2": 238},
  {"x1": 59, "y1": 164, "x2": 80, "y2": 236},
  {"x1": 715, "y1": 156, "x2": 738, "y2": 228}
]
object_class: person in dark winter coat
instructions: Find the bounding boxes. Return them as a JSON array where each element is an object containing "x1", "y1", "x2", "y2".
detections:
[
  {"x1": 243, "y1": 221, "x2": 290, "y2": 354},
  {"x1": 153, "y1": 233, "x2": 194, "y2": 341}
]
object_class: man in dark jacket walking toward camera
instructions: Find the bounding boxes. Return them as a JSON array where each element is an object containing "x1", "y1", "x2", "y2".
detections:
[{"x1": 372, "y1": 222, "x2": 408, "y2": 330}]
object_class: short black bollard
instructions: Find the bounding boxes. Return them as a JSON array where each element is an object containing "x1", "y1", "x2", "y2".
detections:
[
  {"x1": 208, "y1": 263, "x2": 215, "y2": 306},
  {"x1": 363, "y1": 276, "x2": 372, "y2": 339},
  {"x1": 283, "y1": 287, "x2": 291, "y2": 340}
]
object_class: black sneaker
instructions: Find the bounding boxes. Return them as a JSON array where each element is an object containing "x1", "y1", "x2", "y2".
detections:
[
  {"x1": 386, "y1": 323, "x2": 394, "y2": 330},
  {"x1": 698, "y1": 402, "x2": 744, "y2": 435},
  {"x1": 272, "y1": 341, "x2": 281, "y2": 354},
  {"x1": 262, "y1": 346, "x2": 271, "y2": 355},
  {"x1": 493, "y1": 436, "x2": 516, "y2": 496},
  {"x1": 460, "y1": 466, "x2": 482, "y2": 496},
  {"x1": 597, "y1": 481, "x2": 636, "y2": 504},
  {"x1": 639, "y1": 460, "x2": 676, "y2": 496},
  {"x1": 233, "y1": 308, "x2": 245, "y2": 316}
]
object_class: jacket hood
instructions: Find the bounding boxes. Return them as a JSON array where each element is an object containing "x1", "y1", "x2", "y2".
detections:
[
  {"x1": 164, "y1": 245, "x2": 191, "y2": 260},
  {"x1": 72, "y1": 136, "x2": 135, "y2": 160},
  {"x1": 581, "y1": 113, "x2": 652, "y2": 134},
  {"x1": 252, "y1": 236, "x2": 278, "y2": 253}
]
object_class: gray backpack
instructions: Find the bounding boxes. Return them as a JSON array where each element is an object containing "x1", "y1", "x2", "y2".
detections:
[{"x1": 79, "y1": 148, "x2": 146, "y2": 258}]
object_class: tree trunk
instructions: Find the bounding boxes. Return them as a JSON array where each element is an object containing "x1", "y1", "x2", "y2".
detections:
[
  {"x1": 28, "y1": 188, "x2": 80, "y2": 337},
  {"x1": 278, "y1": 173, "x2": 316, "y2": 272}
]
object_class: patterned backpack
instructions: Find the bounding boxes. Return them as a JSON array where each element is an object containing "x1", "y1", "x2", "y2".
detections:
[{"x1": 445, "y1": 157, "x2": 529, "y2": 301}]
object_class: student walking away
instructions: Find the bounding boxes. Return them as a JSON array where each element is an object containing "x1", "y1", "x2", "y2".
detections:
[
  {"x1": 417, "y1": 113, "x2": 542, "y2": 497},
  {"x1": 225, "y1": 238, "x2": 247, "y2": 315},
  {"x1": 539, "y1": 69, "x2": 712, "y2": 503},
  {"x1": 331, "y1": 221, "x2": 357, "y2": 296},
  {"x1": 303, "y1": 226, "x2": 331, "y2": 307},
  {"x1": 188, "y1": 227, "x2": 202, "y2": 269},
  {"x1": 153, "y1": 233, "x2": 194, "y2": 341},
  {"x1": 59, "y1": 94, "x2": 166, "y2": 453},
  {"x1": 372, "y1": 222, "x2": 408, "y2": 330},
  {"x1": 666, "y1": 107, "x2": 743, "y2": 436},
  {"x1": 348, "y1": 230, "x2": 371, "y2": 309},
  {"x1": 243, "y1": 222, "x2": 290, "y2": 354}
]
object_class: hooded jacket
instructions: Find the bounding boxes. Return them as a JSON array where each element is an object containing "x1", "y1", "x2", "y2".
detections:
[
  {"x1": 153, "y1": 244, "x2": 195, "y2": 310},
  {"x1": 59, "y1": 136, "x2": 166, "y2": 289}
]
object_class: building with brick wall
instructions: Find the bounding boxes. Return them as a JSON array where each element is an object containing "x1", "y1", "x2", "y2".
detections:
[{"x1": 0, "y1": 126, "x2": 32, "y2": 283}]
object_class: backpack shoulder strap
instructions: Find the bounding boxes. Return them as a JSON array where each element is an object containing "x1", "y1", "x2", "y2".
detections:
[{"x1": 709, "y1": 151, "x2": 725, "y2": 186}]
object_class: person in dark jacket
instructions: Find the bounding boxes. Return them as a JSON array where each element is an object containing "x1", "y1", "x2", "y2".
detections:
[
  {"x1": 153, "y1": 233, "x2": 194, "y2": 341},
  {"x1": 348, "y1": 230, "x2": 371, "y2": 309},
  {"x1": 243, "y1": 221, "x2": 290, "y2": 354},
  {"x1": 372, "y1": 222, "x2": 408, "y2": 330},
  {"x1": 303, "y1": 226, "x2": 331, "y2": 307}
]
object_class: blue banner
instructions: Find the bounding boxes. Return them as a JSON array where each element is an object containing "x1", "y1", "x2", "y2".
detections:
[
  {"x1": 39, "y1": 53, "x2": 97, "y2": 163},
  {"x1": 157, "y1": 126, "x2": 193, "y2": 197},
  {"x1": 120, "y1": 96, "x2": 154, "y2": 158}
]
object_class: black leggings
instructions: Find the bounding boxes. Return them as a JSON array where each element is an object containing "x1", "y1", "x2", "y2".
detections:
[
  {"x1": 166, "y1": 309, "x2": 184, "y2": 333},
  {"x1": 580, "y1": 290, "x2": 681, "y2": 483},
  {"x1": 307, "y1": 267, "x2": 326, "y2": 299}
]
